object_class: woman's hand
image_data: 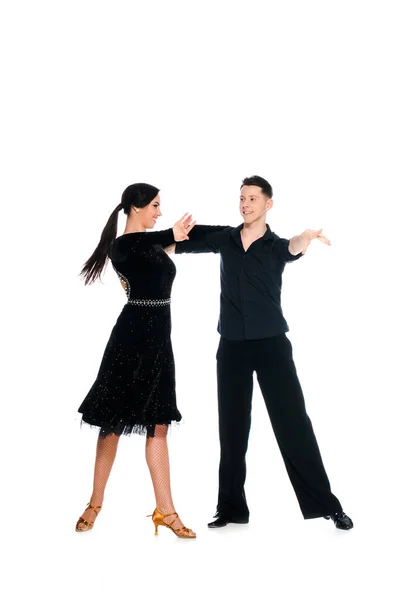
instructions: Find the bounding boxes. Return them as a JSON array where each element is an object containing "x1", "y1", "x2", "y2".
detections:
[{"x1": 173, "y1": 213, "x2": 196, "y2": 242}]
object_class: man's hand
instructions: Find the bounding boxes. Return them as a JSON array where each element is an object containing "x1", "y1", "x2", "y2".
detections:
[
  {"x1": 164, "y1": 244, "x2": 176, "y2": 255},
  {"x1": 289, "y1": 229, "x2": 331, "y2": 255},
  {"x1": 172, "y1": 213, "x2": 196, "y2": 242}
]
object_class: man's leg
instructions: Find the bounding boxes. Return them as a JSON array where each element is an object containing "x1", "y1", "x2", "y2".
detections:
[
  {"x1": 254, "y1": 334, "x2": 344, "y2": 519},
  {"x1": 214, "y1": 338, "x2": 254, "y2": 522}
]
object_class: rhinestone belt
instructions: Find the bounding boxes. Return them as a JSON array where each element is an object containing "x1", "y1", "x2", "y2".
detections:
[{"x1": 127, "y1": 298, "x2": 171, "y2": 307}]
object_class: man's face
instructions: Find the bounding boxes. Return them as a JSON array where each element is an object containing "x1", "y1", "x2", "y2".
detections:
[{"x1": 239, "y1": 185, "x2": 273, "y2": 224}]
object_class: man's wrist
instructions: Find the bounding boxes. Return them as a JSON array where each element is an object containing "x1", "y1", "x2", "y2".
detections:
[{"x1": 289, "y1": 234, "x2": 304, "y2": 255}]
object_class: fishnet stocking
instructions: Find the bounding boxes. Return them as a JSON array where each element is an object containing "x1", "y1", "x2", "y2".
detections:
[
  {"x1": 146, "y1": 425, "x2": 193, "y2": 533},
  {"x1": 77, "y1": 433, "x2": 120, "y2": 531}
]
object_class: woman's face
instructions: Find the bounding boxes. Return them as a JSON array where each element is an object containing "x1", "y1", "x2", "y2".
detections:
[{"x1": 136, "y1": 194, "x2": 163, "y2": 228}]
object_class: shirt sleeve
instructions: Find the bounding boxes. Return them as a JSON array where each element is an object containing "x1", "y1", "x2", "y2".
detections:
[
  {"x1": 175, "y1": 225, "x2": 231, "y2": 254},
  {"x1": 273, "y1": 237, "x2": 304, "y2": 263}
]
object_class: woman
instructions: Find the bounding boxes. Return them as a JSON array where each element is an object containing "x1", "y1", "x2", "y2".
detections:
[{"x1": 76, "y1": 182, "x2": 196, "y2": 538}]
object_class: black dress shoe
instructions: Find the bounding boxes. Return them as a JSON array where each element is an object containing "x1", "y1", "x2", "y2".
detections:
[
  {"x1": 324, "y1": 511, "x2": 354, "y2": 530},
  {"x1": 207, "y1": 513, "x2": 249, "y2": 528}
]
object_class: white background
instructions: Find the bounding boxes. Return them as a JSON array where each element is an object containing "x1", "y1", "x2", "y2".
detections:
[{"x1": 1, "y1": 1, "x2": 399, "y2": 599}]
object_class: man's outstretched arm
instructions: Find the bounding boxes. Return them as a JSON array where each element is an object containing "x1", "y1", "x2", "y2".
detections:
[
  {"x1": 165, "y1": 225, "x2": 231, "y2": 255},
  {"x1": 289, "y1": 228, "x2": 332, "y2": 255}
]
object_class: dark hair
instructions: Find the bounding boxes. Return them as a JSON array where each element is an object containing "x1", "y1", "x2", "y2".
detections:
[
  {"x1": 241, "y1": 175, "x2": 273, "y2": 199},
  {"x1": 80, "y1": 183, "x2": 159, "y2": 285}
]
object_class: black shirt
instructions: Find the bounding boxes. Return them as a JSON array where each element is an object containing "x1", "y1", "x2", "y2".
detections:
[{"x1": 175, "y1": 224, "x2": 303, "y2": 341}]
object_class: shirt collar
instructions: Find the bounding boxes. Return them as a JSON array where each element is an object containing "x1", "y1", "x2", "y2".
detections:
[{"x1": 231, "y1": 223, "x2": 273, "y2": 245}]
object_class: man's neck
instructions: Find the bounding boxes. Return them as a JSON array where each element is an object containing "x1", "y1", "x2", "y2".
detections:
[{"x1": 241, "y1": 219, "x2": 267, "y2": 238}]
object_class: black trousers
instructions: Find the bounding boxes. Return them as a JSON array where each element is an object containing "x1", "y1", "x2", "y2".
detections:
[{"x1": 216, "y1": 334, "x2": 342, "y2": 520}]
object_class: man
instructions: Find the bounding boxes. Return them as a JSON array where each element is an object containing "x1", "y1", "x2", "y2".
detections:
[{"x1": 173, "y1": 175, "x2": 353, "y2": 530}]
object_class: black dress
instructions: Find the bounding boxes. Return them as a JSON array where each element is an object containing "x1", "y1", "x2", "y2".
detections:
[{"x1": 78, "y1": 229, "x2": 180, "y2": 437}]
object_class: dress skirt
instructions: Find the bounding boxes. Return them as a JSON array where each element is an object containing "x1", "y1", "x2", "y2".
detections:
[{"x1": 78, "y1": 303, "x2": 181, "y2": 437}]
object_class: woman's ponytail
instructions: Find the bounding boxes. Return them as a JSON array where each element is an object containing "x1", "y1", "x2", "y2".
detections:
[{"x1": 80, "y1": 204, "x2": 122, "y2": 285}]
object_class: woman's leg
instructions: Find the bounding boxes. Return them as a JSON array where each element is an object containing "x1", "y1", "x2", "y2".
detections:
[
  {"x1": 77, "y1": 432, "x2": 120, "y2": 530},
  {"x1": 145, "y1": 425, "x2": 194, "y2": 534}
]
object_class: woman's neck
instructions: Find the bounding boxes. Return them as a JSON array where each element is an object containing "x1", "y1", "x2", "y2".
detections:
[{"x1": 123, "y1": 215, "x2": 146, "y2": 234}]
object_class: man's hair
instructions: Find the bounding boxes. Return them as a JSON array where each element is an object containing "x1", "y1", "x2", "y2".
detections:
[{"x1": 241, "y1": 175, "x2": 273, "y2": 199}]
